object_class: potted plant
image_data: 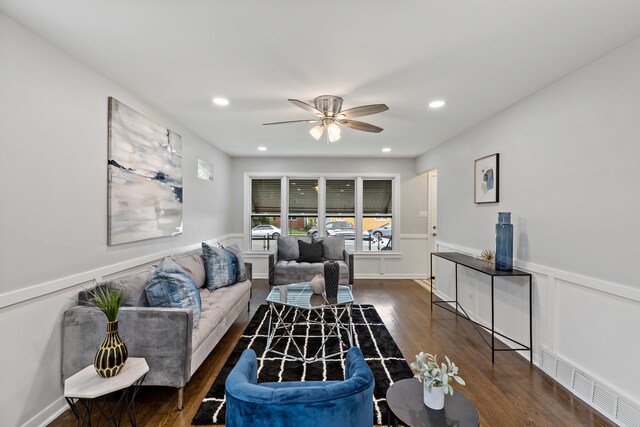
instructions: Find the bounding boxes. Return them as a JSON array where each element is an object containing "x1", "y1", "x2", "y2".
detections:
[
  {"x1": 86, "y1": 285, "x2": 128, "y2": 378},
  {"x1": 410, "y1": 352, "x2": 465, "y2": 410}
]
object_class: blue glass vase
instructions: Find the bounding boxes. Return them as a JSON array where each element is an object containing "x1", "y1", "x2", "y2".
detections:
[{"x1": 495, "y1": 212, "x2": 513, "y2": 270}]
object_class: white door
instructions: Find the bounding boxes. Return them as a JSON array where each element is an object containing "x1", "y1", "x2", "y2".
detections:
[{"x1": 427, "y1": 170, "x2": 438, "y2": 278}]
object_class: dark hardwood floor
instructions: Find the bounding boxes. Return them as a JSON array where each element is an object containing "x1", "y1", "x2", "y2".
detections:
[{"x1": 50, "y1": 279, "x2": 612, "y2": 426}]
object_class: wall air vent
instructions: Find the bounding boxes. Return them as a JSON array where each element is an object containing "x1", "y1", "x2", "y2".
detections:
[
  {"x1": 555, "y1": 359, "x2": 574, "y2": 387},
  {"x1": 593, "y1": 383, "x2": 617, "y2": 417},
  {"x1": 618, "y1": 399, "x2": 640, "y2": 427},
  {"x1": 572, "y1": 371, "x2": 594, "y2": 401},
  {"x1": 540, "y1": 349, "x2": 640, "y2": 427}
]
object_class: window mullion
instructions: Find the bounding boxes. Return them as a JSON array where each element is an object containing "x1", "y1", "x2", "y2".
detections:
[
  {"x1": 355, "y1": 177, "x2": 363, "y2": 253},
  {"x1": 318, "y1": 177, "x2": 326, "y2": 237},
  {"x1": 281, "y1": 176, "x2": 288, "y2": 236}
]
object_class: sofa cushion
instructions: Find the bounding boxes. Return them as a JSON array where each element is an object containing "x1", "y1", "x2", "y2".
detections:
[
  {"x1": 192, "y1": 280, "x2": 251, "y2": 351},
  {"x1": 202, "y1": 242, "x2": 236, "y2": 291},
  {"x1": 224, "y1": 243, "x2": 247, "y2": 282},
  {"x1": 174, "y1": 253, "x2": 207, "y2": 289},
  {"x1": 277, "y1": 236, "x2": 299, "y2": 261},
  {"x1": 298, "y1": 240, "x2": 323, "y2": 263},
  {"x1": 274, "y1": 260, "x2": 349, "y2": 285},
  {"x1": 318, "y1": 236, "x2": 345, "y2": 260},
  {"x1": 145, "y1": 258, "x2": 202, "y2": 327}
]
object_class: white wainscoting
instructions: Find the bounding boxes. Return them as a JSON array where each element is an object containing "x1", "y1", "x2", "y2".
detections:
[
  {"x1": 434, "y1": 241, "x2": 640, "y2": 427},
  {"x1": 1, "y1": 234, "x2": 235, "y2": 427},
  {"x1": 239, "y1": 234, "x2": 430, "y2": 280}
]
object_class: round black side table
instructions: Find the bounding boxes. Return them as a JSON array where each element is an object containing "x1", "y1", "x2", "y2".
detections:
[{"x1": 386, "y1": 378, "x2": 480, "y2": 427}]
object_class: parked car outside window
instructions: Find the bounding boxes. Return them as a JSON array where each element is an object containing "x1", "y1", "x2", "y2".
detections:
[
  {"x1": 367, "y1": 223, "x2": 392, "y2": 239},
  {"x1": 307, "y1": 221, "x2": 355, "y2": 239},
  {"x1": 251, "y1": 225, "x2": 281, "y2": 238}
]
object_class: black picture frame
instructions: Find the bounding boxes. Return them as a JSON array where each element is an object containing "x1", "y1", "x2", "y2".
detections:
[{"x1": 474, "y1": 153, "x2": 499, "y2": 204}]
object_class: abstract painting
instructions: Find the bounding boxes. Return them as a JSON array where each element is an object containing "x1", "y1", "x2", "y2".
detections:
[
  {"x1": 197, "y1": 159, "x2": 213, "y2": 181},
  {"x1": 474, "y1": 153, "x2": 499, "y2": 204},
  {"x1": 108, "y1": 97, "x2": 183, "y2": 245}
]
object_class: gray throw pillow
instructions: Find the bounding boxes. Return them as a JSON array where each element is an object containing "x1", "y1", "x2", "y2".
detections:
[
  {"x1": 277, "y1": 236, "x2": 299, "y2": 261},
  {"x1": 321, "y1": 236, "x2": 345, "y2": 260},
  {"x1": 174, "y1": 254, "x2": 207, "y2": 289}
]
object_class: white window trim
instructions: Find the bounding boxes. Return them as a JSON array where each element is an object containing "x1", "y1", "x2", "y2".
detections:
[{"x1": 244, "y1": 172, "x2": 401, "y2": 254}]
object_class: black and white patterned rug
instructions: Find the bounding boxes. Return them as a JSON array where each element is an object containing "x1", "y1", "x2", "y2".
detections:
[{"x1": 192, "y1": 304, "x2": 413, "y2": 425}]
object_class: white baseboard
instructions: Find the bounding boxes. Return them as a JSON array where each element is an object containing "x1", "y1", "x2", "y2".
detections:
[{"x1": 21, "y1": 397, "x2": 67, "y2": 427}]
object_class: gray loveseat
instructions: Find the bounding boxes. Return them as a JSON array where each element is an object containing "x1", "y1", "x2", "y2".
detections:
[
  {"x1": 268, "y1": 236, "x2": 354, "y2": 285},
  {"x1": 62, "y1": 249, "x2": 252, "y2": 410}
]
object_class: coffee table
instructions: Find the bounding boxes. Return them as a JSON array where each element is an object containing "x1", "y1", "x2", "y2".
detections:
[
  {"x1": 386, "y1": 378, "x2": 479, "y2": 427},
  {"x1": 266, "y1": 282, "x2": 354, "y2": 363}
]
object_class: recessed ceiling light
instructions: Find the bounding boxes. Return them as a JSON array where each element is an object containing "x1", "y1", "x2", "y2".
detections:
[
  {"x1": 257, "y1": 146, "x2": 267, "y2": 151},
  {"x1": 382, "y1": 147, "x2": 391, "y2": 152},
  {"x1": 428, "y1": 100, "x2": 446, "y2": 109},
  {"x1": 212, "y1": 97, "x2": 229, "y2": 106}
]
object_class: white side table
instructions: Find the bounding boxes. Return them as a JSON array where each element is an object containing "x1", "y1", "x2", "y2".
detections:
[{"x1": 64, "y1": 357, "x2": 149, "y2": 426}]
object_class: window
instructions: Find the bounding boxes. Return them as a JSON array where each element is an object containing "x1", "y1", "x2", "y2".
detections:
[
  {"x1": 248, "y1": 175, "x2": 396, "y2": 253},
  {"x1": 251, "y1": 179, "x2": 281, "y2": 251},
  {"x1": 362, "y1": 180, "x2": 393, "y2": 251},
  {"x1": 288, "y1": 179, "x2": 318, "y2": 236},
  {"x1": 326, "y1": 179, "x2": 355, "y2": 251}
]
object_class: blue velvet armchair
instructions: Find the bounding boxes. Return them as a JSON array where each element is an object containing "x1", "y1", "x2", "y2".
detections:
[{"x1": 225, "y1": 347, "x2": 374, "y2": 427}]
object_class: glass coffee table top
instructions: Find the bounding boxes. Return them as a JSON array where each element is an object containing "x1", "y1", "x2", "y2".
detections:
[
  {"x1": 267, "y1": 282, "x2": 354, "y2": 309},
  {"x1": 265, "y1": 282, "x2": 355, "y2": 363}
]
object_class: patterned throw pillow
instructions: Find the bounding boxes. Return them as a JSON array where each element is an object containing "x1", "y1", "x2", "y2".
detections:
[
  {"x1": 202, "y1": 242, "x2": 236, "y2": 291},
  {"x1": 145, "y1": 258, "x2": 202, "y2": 327},
  {"x1": 224, "y1": 243, "x2": 247, "y2": 282}
]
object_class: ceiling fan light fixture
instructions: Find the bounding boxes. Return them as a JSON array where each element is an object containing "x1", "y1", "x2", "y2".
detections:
[
  {"x1": 327, "y1": 122, "x2": 341, "y2": 143},
  {"x1": 309, "y1": 125, "x2": 324, "y2": 140}
]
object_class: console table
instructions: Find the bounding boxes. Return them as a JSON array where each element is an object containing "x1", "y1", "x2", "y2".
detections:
[{"x1": 430, "y1": 252, "x2": 532, "y2": 363}]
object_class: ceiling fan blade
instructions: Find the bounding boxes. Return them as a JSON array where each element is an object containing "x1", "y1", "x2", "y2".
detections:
[
  {"x1": 340, "y1": 104, "x2": 389, "y2": 118},
  {"x1": 288, "y1": 99, "x2": 322, "y2": 116},
  {"x1": 263, "y1": 119, "x2": 319, "y2": 125},
  {"x1": 338, "y1": 120, "x2": 384, "y2": 133}
]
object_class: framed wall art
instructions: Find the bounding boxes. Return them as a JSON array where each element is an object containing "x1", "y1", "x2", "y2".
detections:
[
  {"x1": 474, "y1": 153, "x2": 499, "y2": 204},
  {"x1": 107, "y1": 97, "x2": 183, "y2": 245}
]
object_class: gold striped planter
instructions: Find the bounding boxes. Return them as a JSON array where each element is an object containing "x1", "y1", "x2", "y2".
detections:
[{"x1": 94, "y1": 320, "x2": 128, "y2": 378}]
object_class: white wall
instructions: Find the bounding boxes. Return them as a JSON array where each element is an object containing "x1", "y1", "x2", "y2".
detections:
[
  {"x1": 230, "y1": 157, "x2": 430, "y2": 278},
  {"x1": 0, "y1": 13, "x2": 233, "y2": 427},
  {"x1": 416, "y1": 36, "x2": 640, "y2": 418}
]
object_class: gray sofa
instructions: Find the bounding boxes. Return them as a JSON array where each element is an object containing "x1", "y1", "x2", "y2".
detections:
[
  {"x1": 62, "y1": 249, "x2": 252, "y2": 410},
  {"x1": 268, "y1": 236, "x2": 354, "y2": 285}
]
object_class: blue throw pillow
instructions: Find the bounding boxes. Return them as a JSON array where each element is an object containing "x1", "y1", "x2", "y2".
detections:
[
  {"x1": 224, "y1": 243, "x2": 247, "y2": 282},
  {"x1": 145, "y1": 258, "x2": 201, "y2": 327},
  {"x1": 202, "y1": 242, "x2": 236, "y2": 291}
]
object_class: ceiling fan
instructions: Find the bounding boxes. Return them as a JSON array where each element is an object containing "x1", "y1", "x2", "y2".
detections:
[{"x1": 263, "y1": 95, "x2": 389, "y2": 143}]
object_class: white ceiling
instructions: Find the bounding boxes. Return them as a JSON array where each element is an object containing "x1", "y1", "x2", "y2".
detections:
[{"x1": 2, "y1": 1, "x2": 640, "y2": 158}]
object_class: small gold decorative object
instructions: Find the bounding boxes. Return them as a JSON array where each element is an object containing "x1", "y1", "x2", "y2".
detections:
[{"x1": 480, "y1": 249, "x2": 495, "y2": 264}]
